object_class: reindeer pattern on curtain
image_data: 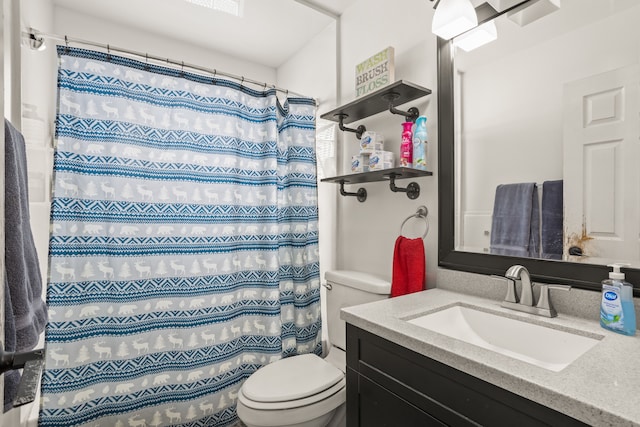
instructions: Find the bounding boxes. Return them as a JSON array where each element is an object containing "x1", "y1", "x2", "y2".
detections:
[{"x1": 40, "y1": 46, "x2": 320, "y2": 427}]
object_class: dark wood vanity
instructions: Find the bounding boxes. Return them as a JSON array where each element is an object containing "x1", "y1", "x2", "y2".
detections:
[{"x1": 346, "y1": 324, "x2": 588, "y2": 427}]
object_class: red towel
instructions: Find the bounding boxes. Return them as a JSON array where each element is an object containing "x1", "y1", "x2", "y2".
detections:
[{"x1": 391, "y1": 236, "x2": 426, "y2": 297}]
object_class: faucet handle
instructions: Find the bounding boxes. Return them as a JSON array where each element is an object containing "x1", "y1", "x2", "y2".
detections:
[
  {"x1": 536, "y1": 284, "x2": 571, "y2": 316},
  {"x1": 491, "y1": 275, "x2": 518, "y2": 303}
]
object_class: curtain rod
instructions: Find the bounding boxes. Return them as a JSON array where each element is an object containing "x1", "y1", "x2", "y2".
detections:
[{"x1": 28, "y1": 28, "x2": 318, "y2": 105}]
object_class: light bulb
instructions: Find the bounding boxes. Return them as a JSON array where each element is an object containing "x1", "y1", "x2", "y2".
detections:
[
  {"x1": 453, "y1": 20, "x2": 498, "y2": 52},
  {"x1": 432, "y1": 0, "x2": 478, "y2": 40}
]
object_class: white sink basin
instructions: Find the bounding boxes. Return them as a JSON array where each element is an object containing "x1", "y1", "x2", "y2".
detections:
[{"x1": 406, "y1": 304, "x2": 602, "y2": 372}]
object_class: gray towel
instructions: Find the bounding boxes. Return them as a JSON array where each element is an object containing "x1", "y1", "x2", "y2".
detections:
[
  {"x1": 490, "y1": 182, "x2": 540, "y2": 258},
  {"x1": 541, "y1": 180, "x2": 563, "y2": 259},
  {"x1": 4, "y1": 119, "x2": 48, "y2": 412}
]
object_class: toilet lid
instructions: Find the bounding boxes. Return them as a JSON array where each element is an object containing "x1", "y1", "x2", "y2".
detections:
[{"x1": 242, "y1": 354, "x2": 344, "y2": 403}]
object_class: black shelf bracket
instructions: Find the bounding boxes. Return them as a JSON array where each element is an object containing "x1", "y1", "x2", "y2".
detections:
[
  {"x1": 335, "y1": 113, "x2": 366, "y2": 140},
  {"x1": 382, "y1": 92, "x2": 420, "y2": 122},
  {"x1": 339, "y1": 181, "x2": 367, "y2": 202},
  {"x1": 387, "y1": 174, "x2": 420, "y2": 199}
]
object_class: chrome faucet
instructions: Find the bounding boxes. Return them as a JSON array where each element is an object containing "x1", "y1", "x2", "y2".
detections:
[
  {"x1": 505, "y1": 264, "x2": 534, "y2": 306},
  {"x1": 494, "y1": 265, "x2": 571, "y2": 318}
]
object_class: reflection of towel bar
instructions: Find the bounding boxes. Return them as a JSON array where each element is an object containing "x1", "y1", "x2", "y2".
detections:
[{"x1": 400, "y1": 206, "x2": 429, "y2": 239}]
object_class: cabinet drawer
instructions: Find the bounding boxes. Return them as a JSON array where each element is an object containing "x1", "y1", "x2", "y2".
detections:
[
  {"x1": 357, "y1": 370, "x2": 445, "y2": 427},
  {"x1": 347, "y1": 324, "x2": 588, "y2": 427}
]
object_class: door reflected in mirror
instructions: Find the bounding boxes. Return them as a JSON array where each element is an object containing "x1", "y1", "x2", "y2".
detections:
[{"x1": 454, "y1": 0, "x2": 640, "y2": 268}]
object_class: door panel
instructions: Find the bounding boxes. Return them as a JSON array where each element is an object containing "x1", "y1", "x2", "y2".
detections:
[{"x1": 563, "y1": 65, "x2": 640, "y2": 262}]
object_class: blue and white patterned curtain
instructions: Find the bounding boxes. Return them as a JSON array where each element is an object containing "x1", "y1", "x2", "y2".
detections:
[{"x1": 40, "y1": 46, "x2": 320, "y2": 427}]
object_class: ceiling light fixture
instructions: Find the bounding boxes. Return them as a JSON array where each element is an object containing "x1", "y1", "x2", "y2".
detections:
[
  {"x1": 431, "y1": 0, "x2": 478, "y2": 40},
  {"x1": 453, "y1": 20, "x2": 498, "y2": 51},
  {"x1": 183, "y1": 0, "x2": 244, "y2": 17},
  {"x1": 507, "y1": 0, "x2": 560, "y2": 26}
]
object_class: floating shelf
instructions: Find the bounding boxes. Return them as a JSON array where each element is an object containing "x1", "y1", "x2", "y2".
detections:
[
  {"x1": 321, "y1": 167, "x2": 432, "y2": 202},
  {"x1": 320, "y1": 80, "x2": 432, "y2": 125},
  {"x1": 320, "y1": 81, "x2": 433, "y2": 201},
  {"x1": 321, "y1": 167, "x2": 432, "y2": 184}
]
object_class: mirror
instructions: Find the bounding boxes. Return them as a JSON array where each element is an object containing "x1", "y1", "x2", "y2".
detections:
[{"x1": 438, "y1": 0, "x2": 640, "y2": 292}]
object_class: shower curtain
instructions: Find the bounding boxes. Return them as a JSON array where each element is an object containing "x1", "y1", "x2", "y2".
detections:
[{"x1": 40, "y1": 46, "x2": 321, "y2": 427}]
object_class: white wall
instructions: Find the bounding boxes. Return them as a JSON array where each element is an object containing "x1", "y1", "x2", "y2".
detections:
[
  {"x1": 280, "y1": 0, "x2": 440, "y2": 286},
  {"x1": 4, "y1": 0, "x2": 21, "y2": 125},
  {"x1": 337, "y1": 0, "x2": 439, "y2": 285},
  {"x1": 277, "y1": 20, "x2": 338, "y2": 112},
  {"x1": 53, "y1": 7, "x2": 276, "y2": 84}
]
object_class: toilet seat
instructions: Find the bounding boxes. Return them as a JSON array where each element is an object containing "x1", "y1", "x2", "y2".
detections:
[
  {"x1": 237, "y1": 383, "x2": 346, "y2": 427},
  {"x1": 239, "y1": 354, "x2": 345, "y2": 410},
  {"x1": 238, "y1": 378, "x2": 345, "y2": 410}
]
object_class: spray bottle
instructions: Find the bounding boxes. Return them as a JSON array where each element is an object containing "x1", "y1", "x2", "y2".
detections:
[
  {"x1": 600, "y1": 263, "x2": 636, "y2": 336},
  {"x1": 400, "y1": 121, "x2": 413, "y2": 167},
  {"x1": 413, "y1": 116, "x2": 427, "y2": 170}
]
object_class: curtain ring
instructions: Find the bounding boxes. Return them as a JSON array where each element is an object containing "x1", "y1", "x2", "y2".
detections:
[
  {"x1": 144, "y1": 53, "x2": 149, "y2": 70},
  {"x1": 240, "y1": 76, "x2": 244, "y2": 87},
  {"x1": 64, "y1": 35, "x2": 69, "y2": 53},
  {"x1": 181, "y1": 61, "x2": 184, "y2": 77},
  {"x1": 106, "y1": 44, "x2": 111, "y2": 62}
]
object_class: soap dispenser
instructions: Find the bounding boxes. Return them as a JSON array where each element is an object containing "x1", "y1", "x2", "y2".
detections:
[{"x1": 600, "y1": 263, "x2": 636, "y2": 336}]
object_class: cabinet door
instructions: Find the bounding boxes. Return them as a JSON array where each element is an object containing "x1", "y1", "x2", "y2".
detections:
[{"x1": 358, "y1": 374, "x2": 445, "y2": 427}]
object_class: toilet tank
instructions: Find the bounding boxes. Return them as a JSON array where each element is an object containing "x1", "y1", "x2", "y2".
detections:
[{"x1": 324, "y1": 270, "x2": 391, "y2": 351}]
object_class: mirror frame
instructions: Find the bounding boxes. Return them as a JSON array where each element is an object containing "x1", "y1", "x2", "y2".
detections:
[{"x1": 436, "y1": 3, "x2": 640, "y2": 295}]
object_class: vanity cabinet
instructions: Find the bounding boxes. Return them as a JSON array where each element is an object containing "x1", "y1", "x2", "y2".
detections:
[{"x1": 346, "y1": 324, "x2": 588, "y2": 427}]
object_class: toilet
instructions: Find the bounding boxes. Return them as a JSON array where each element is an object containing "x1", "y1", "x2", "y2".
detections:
[{"x1": 236, "y1": 270, "x2": 391, "y2": 427}]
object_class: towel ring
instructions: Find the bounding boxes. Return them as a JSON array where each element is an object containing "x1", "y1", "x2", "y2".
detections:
[{"x1": 400, "y1": 206, "x2": 429, "y2": 239}]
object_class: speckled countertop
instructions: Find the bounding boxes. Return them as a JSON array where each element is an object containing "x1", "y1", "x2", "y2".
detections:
[{"x1": 341, "y1": 288, "x2": 640, "y2": 427}]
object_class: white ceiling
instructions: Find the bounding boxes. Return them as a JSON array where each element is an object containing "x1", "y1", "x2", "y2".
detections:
[{"x1": 52, "y1": 0, "x2": 357, "y2": 68}]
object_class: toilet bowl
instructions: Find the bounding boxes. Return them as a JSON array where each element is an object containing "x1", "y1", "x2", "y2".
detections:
[
  {"x1": 236, "y1": 352, "x2": 346, "y2": 427},
  {"x1": 236, "y1": 271, "x2": 391, "y2": 427}
]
